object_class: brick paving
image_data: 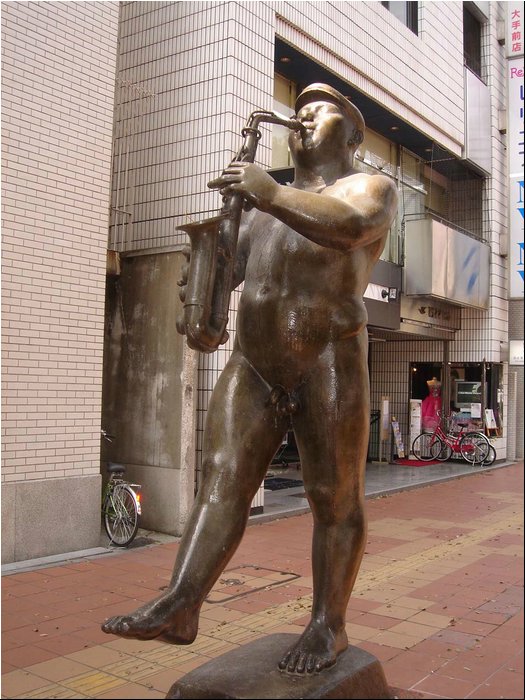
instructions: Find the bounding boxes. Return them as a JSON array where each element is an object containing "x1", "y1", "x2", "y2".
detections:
[{"x1": 2, "y1": 463, "x2": 523, "y2": 699}]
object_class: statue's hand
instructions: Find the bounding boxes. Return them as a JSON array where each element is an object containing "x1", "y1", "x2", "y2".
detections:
[
  {"x1": 175, "y1": 246, "x2": 190, "y2": 337},
  {"x1": 176, "y1": 245, "x2": 191, "y2": 303},
  {"x1": 207, "y1": 162, "x2": 278, "y2": 211}
]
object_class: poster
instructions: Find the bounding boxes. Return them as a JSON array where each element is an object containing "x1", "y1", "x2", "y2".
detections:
[{"x1": 391, "y1": 417, "x2": 405, "y2": 459}]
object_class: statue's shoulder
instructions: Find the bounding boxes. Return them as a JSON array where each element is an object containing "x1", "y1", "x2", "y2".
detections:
[{"x1": 333, "y1": 171, "x2": 397, "y2": 199}]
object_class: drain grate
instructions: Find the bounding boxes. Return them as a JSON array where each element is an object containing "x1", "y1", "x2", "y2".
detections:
[{"x1": 205, "y1": 564, "x2": 301, "y2": 604}]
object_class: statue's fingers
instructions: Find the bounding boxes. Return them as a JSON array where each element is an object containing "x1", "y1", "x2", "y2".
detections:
[
  {"x1": 208, "y1": 173, "x2": 240, "y2": 189},
  {"x1": 219, "y1": 184, "x2": 242, "y2": 197}
]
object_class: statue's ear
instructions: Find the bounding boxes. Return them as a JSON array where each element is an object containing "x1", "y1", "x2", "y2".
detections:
[{"x1": 349, "y1": 129, "x2": 364, "y2": 146}]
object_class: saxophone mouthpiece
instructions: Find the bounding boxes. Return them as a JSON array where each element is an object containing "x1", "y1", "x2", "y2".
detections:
[
  {"x1": 297, "y1": 122, "x2": 310, "y2": 137},
  {"x1": 288, "y1": 116, "x2": 310, "y2": 138}
]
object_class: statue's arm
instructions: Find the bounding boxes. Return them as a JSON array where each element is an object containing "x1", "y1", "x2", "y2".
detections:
[
  {"x1": 209, "y1": 164, "x2": 398, "y2": 252},
  {"x1": 265, "y1": 175, "x2": 398, "y2": 251}
]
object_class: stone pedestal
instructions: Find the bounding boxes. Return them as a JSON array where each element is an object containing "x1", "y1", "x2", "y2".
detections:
[{"x1": 166, "y1": 633, "x2": 392, "y2": 699}]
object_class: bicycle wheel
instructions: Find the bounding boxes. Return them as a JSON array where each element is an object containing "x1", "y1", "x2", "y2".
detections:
[
  {"x1": 103, "y1": 484, "x2": 139, "y2": 547},
  {"x1": 412, "y1": 433, "x2": 443, "y2": 461},
  {"x1": 436, "y1": 442, "x2": 453, "y2": 461},
  {"x1": 459, "y1": 432, "x2": 490, "y2": 465},
  {"x1": 481, "y1": 444, "x2": 496, "y2": 466}
]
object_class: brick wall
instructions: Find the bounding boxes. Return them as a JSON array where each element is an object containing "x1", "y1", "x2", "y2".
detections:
[{"x1": 1, "y1": 1, "x2": 120, "y2": 484}]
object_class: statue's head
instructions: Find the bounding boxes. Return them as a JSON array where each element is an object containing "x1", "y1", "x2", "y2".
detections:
[{"x1": 295, "y1": 83, "x2": 365, "y2": 148}]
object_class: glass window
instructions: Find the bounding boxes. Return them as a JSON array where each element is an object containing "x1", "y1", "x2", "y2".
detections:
[
  {"x1": 422, "y1": 165, "x2": 449, "y2": 219},
  {"x1": 356, "y1": 129, "x2": 400, "y2": 263},
  {"x1": 381, "y1": 1, "x2": 418, "y2": 35},
  {"x1": 272, "y1": 74, "x2": 297, "y2": 169},
  {"x1": 449, "y1": 363, "x2": 503, "y2": 436},
  {"x1": 463, "y1": 5, "x2": 482, "y2": 78}
]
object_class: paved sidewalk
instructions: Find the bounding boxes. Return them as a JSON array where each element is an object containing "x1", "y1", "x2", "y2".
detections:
[{"x1": 2, "y1": 463, "x2": 523, "y2": 699}]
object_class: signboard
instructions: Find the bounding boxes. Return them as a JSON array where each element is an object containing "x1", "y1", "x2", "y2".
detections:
[
  {"x1": 391, "y1": 418, "x2": 405, "y2": 459},
  {"x1": 506, "y1": 2, "x2": 524, "y2": 58},
  {"x1": 485, "y1": 409, "x2": 497, "y2": 430},
  {"x1": 509, "y1": 339, "x2": 524, "y2": 365},
  {"x1": 380, "y1": 396, "x2": 390, "y2": 440},
  {"x1": 508, "y1": 57, "x2": 524, "y2": 298},
  {"x1": 506, "y1": 4, "x2": 524, "y2": 298},
  {"x1": 400, "y1": 296, "x2": 461, "y2": 330}
]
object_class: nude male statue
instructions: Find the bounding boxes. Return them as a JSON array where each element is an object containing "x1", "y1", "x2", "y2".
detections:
[{"x1": 102, "y1": 83, "x2": 398, "y2": 675}]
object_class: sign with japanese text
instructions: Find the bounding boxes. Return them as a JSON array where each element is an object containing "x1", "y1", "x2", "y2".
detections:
[
  {"x1": 508, "y1": 56, "x2": 524, "y2": 298},
  {"x1": 509, "y1": 340, "x2": 524, "y2": 365},
  {"x1": 506, "y1": 2, "x2": 524, "y2": 58}
]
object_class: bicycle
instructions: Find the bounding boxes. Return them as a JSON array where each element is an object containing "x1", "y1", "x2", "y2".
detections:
[
  {"x1": 101, "y1": 430, "x2": 142, "y2": 547},
  {"x1": 411, "y1": 415, "x2": 490, "y2": 465}
]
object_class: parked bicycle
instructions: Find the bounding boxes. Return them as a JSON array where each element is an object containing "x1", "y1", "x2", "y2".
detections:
[
  {"x1": 412, "y1": 414, "x2": 491, "y2": 465},
  {"x1": 101, "y1": 430, "x2": 142, "y2": 547},
  {"x1": 481, "y1": 443, "x2": 496, "y2": 466}
]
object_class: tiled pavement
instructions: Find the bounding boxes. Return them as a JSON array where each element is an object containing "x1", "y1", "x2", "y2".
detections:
[{"x1": 2, "y1": 462, "x2": 523, "y2": 699}]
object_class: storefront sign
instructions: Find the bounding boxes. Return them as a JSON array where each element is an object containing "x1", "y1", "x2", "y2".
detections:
[
  {"x1": 506, "y1": 4, "x2": 524, "y2": 298},
  {"x1": 509, "y1": 339, "x2": 524, "y2": 365},
  {"x1": 400, "y1": 296, "x2": 461, "y2": 330},
  {"x1": 506, "y1": 2, "x2": 524, "y2": 58}
]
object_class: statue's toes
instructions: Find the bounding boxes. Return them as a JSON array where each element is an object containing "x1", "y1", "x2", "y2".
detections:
[
  {"x1": 295, "y1": 652, "x2": 308, "y2": 674},
  {"x1": 305, "y1": 654, "x2": 317, "y2": 674},
  {"x1": 102, "y1": 615, "x2": 130, "y2": 635},
  {"x1": 101, "y1": 616, "x2": 119, "y2": 633}
]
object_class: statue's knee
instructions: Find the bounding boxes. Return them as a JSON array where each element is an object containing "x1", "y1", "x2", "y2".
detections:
[{"x1": 307, "y1": 486, "x2": 365, "y2": 526}]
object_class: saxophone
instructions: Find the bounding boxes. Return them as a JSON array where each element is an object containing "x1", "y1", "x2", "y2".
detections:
[{"x1": 176, "y1": 110, "x2": 305, "y2": 353}]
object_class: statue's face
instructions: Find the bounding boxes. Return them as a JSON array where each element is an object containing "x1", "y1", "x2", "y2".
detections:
[{"x1": 290, "y1": 100, "x2": 354, "y2": 162}]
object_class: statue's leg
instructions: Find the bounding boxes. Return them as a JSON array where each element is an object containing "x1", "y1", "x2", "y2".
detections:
[
  {"x1": 101, "y1": 350, "x2": 289, "y2": 643},
  {"x1": 280, "y1": 332, "x2": 370, "y2": 673}
]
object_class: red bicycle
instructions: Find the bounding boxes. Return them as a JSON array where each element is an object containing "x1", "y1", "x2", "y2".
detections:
[{"x1": 412, "y1": 415, "x2": 491, "y2": 465}]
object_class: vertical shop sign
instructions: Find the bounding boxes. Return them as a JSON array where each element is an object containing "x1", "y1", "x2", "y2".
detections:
[
  {"x1": 506, "y1": 3, "x2": 524, "y2": 298},
  {"x1": 506, "y1": 1, "x2": 524, "y2": 58}
]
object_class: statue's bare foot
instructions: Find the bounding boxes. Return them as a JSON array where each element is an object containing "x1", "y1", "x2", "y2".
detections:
[
  {"x1": 279, "y1": 619, "x2": 348, "y2": 674},
  {"x1": 101, "y1": 592, "x2": 198, "y2": 644}
]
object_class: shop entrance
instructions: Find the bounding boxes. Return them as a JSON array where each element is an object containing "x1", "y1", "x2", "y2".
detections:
[{"x1": 410, "y1": 363, "x2": 444, "y2": 436}]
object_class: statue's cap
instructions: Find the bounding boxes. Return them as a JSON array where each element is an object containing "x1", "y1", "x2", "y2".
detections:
[{"x1": 295, "y1": 83, "x2": 365, "y2": 133}]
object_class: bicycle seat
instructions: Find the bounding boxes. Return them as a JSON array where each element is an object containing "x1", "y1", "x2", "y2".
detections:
[
  {"x1": 456, "y1": 422, "x2": 468, "y2": 427},
  {"x1": 107, "y1": 461, "x2": 126, "y2": 474}
]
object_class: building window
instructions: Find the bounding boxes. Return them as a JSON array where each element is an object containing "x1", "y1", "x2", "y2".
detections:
[
  {"x1": 272, "y1": 74, "x2": 297, "y2": 169},
  {"x1": 356, "y1": 130, "x2": 401, "y2": 264},
  {"x1": 381, "y1": 1, "x2": 418, "y2": 35},
  {"x1": 463, "y1": 5, "x2": 482, "y2": 78}
]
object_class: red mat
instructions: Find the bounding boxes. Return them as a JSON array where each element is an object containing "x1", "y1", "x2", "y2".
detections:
[{"x1": 394, "y1": 458, "x2": 442, "y2": 466}]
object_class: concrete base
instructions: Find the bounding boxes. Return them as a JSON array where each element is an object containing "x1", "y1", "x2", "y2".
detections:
[
  {"x1": 1, "y1": 475, "x2": 101, "y2": 564},
  {"x1": 166, "y1": 633, "x2": 392, "y2": 699}
]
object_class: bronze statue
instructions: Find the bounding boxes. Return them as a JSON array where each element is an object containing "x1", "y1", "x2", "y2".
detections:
[{"x1": 102, "y1": 83, "x2": 398, "y2": 675}]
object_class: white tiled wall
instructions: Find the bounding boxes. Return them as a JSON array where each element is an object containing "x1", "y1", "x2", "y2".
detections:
[
  {"x1": 112, "y1": 0, "x2": 275, "y2": 251},
  {"x1": 1, "y1": 1, "x2": 120, "y2": 483}
]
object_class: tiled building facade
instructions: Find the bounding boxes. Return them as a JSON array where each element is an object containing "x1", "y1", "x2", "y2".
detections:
[
  {"x1": 2, "y1": 1, "x2": 523, "y2": 562},
  {"x1": 1, "y1": 1, "x2": 120, "y2": 561}
]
